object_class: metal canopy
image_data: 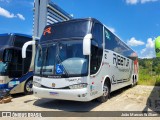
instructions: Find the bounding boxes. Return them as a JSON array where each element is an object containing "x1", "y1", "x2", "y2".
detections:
[{"x1": 33, "y1": 0, "x2": 73, "y2": 38}]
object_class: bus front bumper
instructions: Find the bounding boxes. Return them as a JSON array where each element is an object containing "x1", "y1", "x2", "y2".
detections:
[{"x1": 33, "y1": 86, "x2": 91, "y2": 102}]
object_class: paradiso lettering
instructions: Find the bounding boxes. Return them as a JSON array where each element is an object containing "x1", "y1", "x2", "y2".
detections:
[{"x1": 113, "y1": 53, "x2": 129, "y2": 67}]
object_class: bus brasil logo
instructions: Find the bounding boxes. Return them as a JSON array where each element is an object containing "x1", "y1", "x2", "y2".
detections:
[{"x1": 56, "y1": 64, "x2": 64, "y2": 74}]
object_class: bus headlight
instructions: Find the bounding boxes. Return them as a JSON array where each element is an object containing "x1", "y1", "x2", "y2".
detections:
[
  {"x1": 33, "y1": 81, "x2": 41, "y2": 87},
  {"x1": 69, "y1": 83, "x2": 87, "y2": 89}
]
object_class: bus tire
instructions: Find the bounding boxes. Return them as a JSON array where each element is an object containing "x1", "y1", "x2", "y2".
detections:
[
  {"x1": 135, "y1": 75, "x2": 137, "y2": 85},
  {"x1": 24, "y1": 79, "x2": 33, "y2": 95},
  {"x1": 130, "y1": 75, "x2": 135, "y2": 88},
  {"x1": 97, "y1": 82, "x2": 110, "y2": 103}
]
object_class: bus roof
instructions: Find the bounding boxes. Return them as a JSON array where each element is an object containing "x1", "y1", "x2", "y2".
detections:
[
  {"x1": 0, "y1": 33, "x2": 33, "y2": 49},
  {"x1": 44, "y1": 18, "x2": 102, "y2": 28},
  {"x1": 0, "y1": 33, "x2": 32, "y2": 38}
]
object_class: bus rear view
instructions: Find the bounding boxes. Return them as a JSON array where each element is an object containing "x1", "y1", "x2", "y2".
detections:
[{"x1": 23, "y1": 18, "x2": 138, "y2": 102}]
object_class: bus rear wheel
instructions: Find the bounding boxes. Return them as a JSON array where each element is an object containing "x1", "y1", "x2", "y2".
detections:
[
  {"x1": 24, "y1": 79, "x2": 33, "y2": 95},
  {"x1": 97, "y1": 82, "x2": 110, "y2": 103}
]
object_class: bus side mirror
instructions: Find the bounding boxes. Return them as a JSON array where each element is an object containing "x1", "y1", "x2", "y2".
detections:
[
  {"x1": 83, "y1": 34, "x2": 92, "y2": 55},
  {"x1": 22, "y1": 41, "x2": 36, "y2": 58}
]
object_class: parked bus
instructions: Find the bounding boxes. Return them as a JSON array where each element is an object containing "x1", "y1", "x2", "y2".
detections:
[
  {"x1": 22, "y1": 18, "x2": 138, "y2": 102},
  {"x1": 0, "y1": 33, "x2": 33, "y2": 94}
]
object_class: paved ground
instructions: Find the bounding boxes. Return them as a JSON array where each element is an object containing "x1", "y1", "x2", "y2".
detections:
[{"x1": 0, "y1": 85, "x2": 160, "y2": 119}]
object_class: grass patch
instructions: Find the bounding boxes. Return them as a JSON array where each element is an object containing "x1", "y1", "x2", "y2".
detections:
[
  {"x1": 138, "y1": 58, "x2": 160, "y2": 86},
  {"x1": 155, "y1": 76, "x2": 160, "y2": 86},
  {"x1": 138, "y1": 68, "x2": 160, "y2": 86}
]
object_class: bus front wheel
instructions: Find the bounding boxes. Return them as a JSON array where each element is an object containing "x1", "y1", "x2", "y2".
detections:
[
  {"x1": 24, "y1": 79, "x2": 33, "y2": 95},
  {"x1": 97, "y1": 82, "x2": 110, "y2": 103}
]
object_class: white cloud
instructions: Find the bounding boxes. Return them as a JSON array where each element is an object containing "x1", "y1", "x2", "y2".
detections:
[
  {"x1": 126, "y1": 0, "x2": 138, "y2": 4},
  {"x1": 146, "y1": 38, "x2": 154, "y2": 48},
  {"x1": 126, "y1": 0, "x2": 159, "y2": 4},
  {"x1": 141, "y1": 0, "x2": 158, "y2": 4},
  {"x1": 107, "y1": 26, "x2": 116, "y2": 33},
  {"x1": 0, "y1": 7, "x2": 25, "y2": 20},
  {"x1": 17, "y1": 13, "x2": 25, "y2": 20},
  {"x1": 70, "y1": 14, "x2": 74, "y2": 17},
  {"x1": 0, "y1": 7, "x2": 16, "y2": 18},
  {"x1": 127, "y1": 37, "x2": 145, "y2": 46},
  {"x1": 140, "y1": 38, "x2": 155, "y2": 58},
  {"x1": 0, "y1": 0, "x2": 12, "y2": 3}
]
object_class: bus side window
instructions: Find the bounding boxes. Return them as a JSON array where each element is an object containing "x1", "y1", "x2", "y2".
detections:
[{"x1": 90, "y1": 23, "x2": 103, "y2": 75}]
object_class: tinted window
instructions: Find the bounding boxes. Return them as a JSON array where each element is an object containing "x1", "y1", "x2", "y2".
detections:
[
  {"x1": 34, "y1": 40, "x2": 89, "y2": 77},
  {"x1": 105, "y1": 28, "x2": 117, "y2": 51},
  {"x1": 90, "y1": 23, "x2": 103, "y2": 75},
  {"x1": 41, "y1": 20, "x2": 91, "y2": 42},
  {"x1": 7, "y1": 49, "x2": 32, "y2": 78},
  {"x1": 13, "y1": 36, "x2": 32, "y2": 50},
  {"x1": 0, "y1": 35, "x2": 12, "y2": 46},
  {"x1": 104, "y1": 28, "x2": 134, "y2": 58},
  {"x1": 92, "y1": 23, "x2": 103, "y2": 48}
]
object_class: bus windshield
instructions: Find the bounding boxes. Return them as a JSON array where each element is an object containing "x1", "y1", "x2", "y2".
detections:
[
  {"x1": 0, "y1": 35, "x2": 11, "y2": 47},
  {"x1": 34, "y1": 40, "x2": 88, "y2": 77}
]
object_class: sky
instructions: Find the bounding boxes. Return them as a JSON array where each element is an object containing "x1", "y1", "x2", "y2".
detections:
[{"x1": 0, "y1": 0, "x2": 160, "y2": 58}]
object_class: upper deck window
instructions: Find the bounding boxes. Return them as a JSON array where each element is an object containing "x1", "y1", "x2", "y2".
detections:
[
  {"x1": 41, "y1": 20, "x2": 91, "y2": 42},
  {"x1": 104, "y1": 28, "x2": 135, "y2": 58},
  {"x1": 13, "y1": 35, "x2": 32, "y2": 50},
  {"x1": 92, "y1": 23, "x2": 103, "y2": 47},
  {"x1": 0, "y1": 35, "x2": 12, "y2": 46}
]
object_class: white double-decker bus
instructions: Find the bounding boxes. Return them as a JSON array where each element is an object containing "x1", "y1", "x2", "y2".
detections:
[{"x1": 22, "y1": 18, "x2": 138, "y2": 102}]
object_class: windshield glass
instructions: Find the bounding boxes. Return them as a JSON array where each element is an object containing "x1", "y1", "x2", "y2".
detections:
[
  {"x1": 0, "y1": 61, "x2": 8, "y2": 75},
  {"x1": 34, "y1": 40, "x2": 89, "y2": 77},
  {"x1": 0, "y1": 35, "x2": 11, "y2": 47}
]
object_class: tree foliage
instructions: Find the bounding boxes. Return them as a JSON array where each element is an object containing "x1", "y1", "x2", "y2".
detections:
[
  {"x1": 138, "y1": 58, "x2": 160, "y2": 86},
  {"x1": 139, "y1": 58, "x2": 160, "y2": 75}
]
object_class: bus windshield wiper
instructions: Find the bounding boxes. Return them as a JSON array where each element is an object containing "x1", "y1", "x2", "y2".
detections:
[
  {"x1": 56, "y1": 53, "x2": 69, "y2": 78},
  {"x1": 40, "y1": 46, "x2": 46, "y2": 76}
]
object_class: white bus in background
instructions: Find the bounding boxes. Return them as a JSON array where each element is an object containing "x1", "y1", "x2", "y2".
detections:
[{"x1": 22, "y1": 18, "x2": 138, "y2": 102}]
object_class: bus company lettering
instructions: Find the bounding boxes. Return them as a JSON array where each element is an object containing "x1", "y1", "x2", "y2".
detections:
[
  {"x1": 113, "y1": 53, "x2": 129, "y2": 67},
  {"x1": 66, "y1": 78, "x2": 82, "y2": 82}
]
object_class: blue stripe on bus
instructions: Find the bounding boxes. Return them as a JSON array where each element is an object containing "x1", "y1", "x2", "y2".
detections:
[
  {"x1": 0, "y1": 71, "x2": 33, "y2": 90},
  {"x1": 0, "y1": 83, "x2": 8, "y2": 89}
]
